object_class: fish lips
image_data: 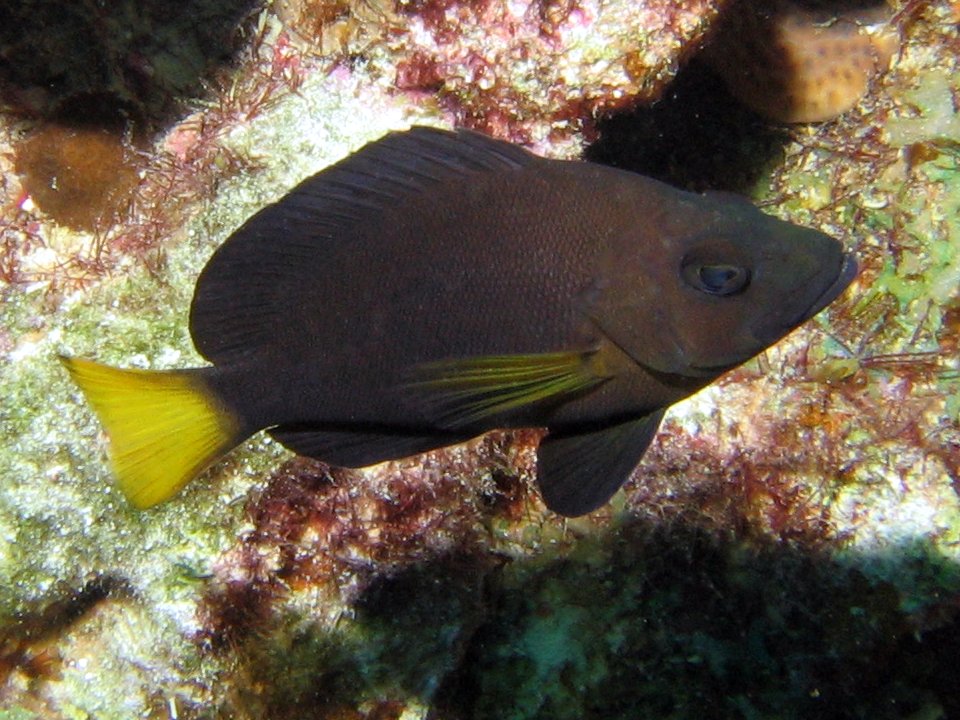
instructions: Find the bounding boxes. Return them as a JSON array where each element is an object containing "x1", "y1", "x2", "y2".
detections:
[
  {"x1": 792, "y1": 250, "x2": 858, "y2": 326},
  {"x1": 753, "y1": 249, "x2": 858, "y2": 351}
]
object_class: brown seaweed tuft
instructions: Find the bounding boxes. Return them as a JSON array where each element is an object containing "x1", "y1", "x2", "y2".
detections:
[{"x1": 14, "y1": 124, "x2": 142, "y2": 232}]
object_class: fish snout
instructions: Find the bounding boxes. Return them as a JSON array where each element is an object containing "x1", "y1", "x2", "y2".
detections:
[{"x1": 767, "y1": 250, "x2": 858, "y2": 341}]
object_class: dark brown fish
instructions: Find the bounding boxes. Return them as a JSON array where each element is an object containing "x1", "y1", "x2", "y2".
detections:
[{"x1": 63, "y1": 126, "x2": 856, "y2": 515}]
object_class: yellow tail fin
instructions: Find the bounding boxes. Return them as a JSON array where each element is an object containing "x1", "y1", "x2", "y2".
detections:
[{"x1": 60, "y1": 356, "x2": 244, "y2": 509}]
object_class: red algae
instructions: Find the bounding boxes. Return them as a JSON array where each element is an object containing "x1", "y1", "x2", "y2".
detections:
[
  {"x1": 624, "y1": 300, "x2": 960, "y2": 544},
  {"x1": 198, "y1": 433, "x2": 541, "y2": 652},
  {"x1": 275, "y1": 0, "x2": 354, "y2": 44},
  {"x1": 1, "y1": 2, "x2": 958, "y2": 716},
  {"x1": 0, "y1": 14, "x2": 297, "y2": 290},
  {"x1": 387, "y1": 0, "x2": 724, "y2": 144}
]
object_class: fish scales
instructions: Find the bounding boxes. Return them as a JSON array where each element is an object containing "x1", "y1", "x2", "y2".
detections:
[
  {"x1": 63, "y1": 127, "x2": 856, "y2": 515},
  {"x1": 198, "y1": 162, "x2": 660, "y2": 431}
]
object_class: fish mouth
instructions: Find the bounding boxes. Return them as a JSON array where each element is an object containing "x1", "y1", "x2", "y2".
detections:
[
  {"x1": 615, "y1": 252, "x2": 859, "y2": 381},
  {"x1": 796, "y1": 251, "x2": 858, "y2": 323},
  {"x1": 757, "y1": 250, "x2": 857, "y2": 352}
]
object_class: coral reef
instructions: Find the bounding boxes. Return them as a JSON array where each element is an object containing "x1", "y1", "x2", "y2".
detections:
[
  {"x1": 0, "y1": 0, "x2": 958, "y2": 717},
  {"x1": 381, "y1": 0, "x2": 723, "y2": 146},
  {"x1": 439, "y1": 523, "x2": 959, "y2": 719}
]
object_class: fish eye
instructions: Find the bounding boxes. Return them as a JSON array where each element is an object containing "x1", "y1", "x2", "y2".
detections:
[{"x1": 681, "y1": 261, "x2": 750, "y2": 296}]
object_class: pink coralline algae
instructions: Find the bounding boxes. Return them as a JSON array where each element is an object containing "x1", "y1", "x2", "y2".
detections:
[{"x1": 388, "y1": 0, "x2": 725, "y2": 145}]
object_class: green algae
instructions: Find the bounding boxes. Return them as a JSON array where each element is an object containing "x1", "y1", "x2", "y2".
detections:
[
  {"x1": 0, "y1": 259, "x2": 250, "y2": 715},
  {"x1": 864, "y1": 152, "x2": 960, "y2": 336},
  {"x1": 858, "y1": 63, "x2": 960, "y2": 332},
  {"x1": 885, "y1": 69, "x2": 960, "y2": 148},
  {"x1": 752, "y1": 20, "x2": 960, "y2": 654},
  {"x1": 0, "y1": 711, "x2": 37, "y2": 720}
]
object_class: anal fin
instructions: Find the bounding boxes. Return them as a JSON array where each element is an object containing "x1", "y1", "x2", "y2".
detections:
[
  {"x1": 536, "y1": 410, "x2": 666, "y2": 517},
  {"x1": 269, "y1": 425, "x2": 469, "y2": 468}
]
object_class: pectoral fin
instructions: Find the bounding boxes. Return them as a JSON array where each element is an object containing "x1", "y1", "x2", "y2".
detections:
[
  {"x1": 536, "y1": 409, "x2": 666, "y2": 517},
  {"x1": 406, "y1": 350, "x2": 610, "y2": 428}
]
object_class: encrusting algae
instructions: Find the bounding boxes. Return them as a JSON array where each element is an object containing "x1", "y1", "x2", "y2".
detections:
[{"x1": 63, "y1": 126, "x2": 856, "y2": 516}]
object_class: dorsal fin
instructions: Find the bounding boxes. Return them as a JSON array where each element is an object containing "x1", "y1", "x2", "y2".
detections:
[{"x1": 189, "y1": 127, "x2": 536, "y2": 365}]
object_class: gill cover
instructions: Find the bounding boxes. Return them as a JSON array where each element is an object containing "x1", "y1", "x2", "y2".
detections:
[{"x1": 589, "y1": 189, "x2": 853, "y2": 379}]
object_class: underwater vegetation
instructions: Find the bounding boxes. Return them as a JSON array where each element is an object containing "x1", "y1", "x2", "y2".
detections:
[
  {"x1": 383, "y1": 0, "x2": 723, "y2": 144},
  {"x1": 13, "y1": 124, "x2": 141, "y2": 232},
  {"x1": 191, "y1": 513, "x2": 960, "y2": 719},
  {"x1": 0, "y1": 0, "x2": 263, "y2": 254},
  {"x1": 0, "y1": 0, "x2": 959, "y2": 717}
]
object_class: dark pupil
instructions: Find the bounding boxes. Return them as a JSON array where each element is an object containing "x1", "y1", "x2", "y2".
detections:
[{"x1": 699, "y1": 265, "x2": 740, "y2": 293}]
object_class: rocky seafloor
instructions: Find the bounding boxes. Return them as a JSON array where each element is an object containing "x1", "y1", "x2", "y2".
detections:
[{"x1": 1, "y1": 0, "x2": 959, "y2": 718}]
